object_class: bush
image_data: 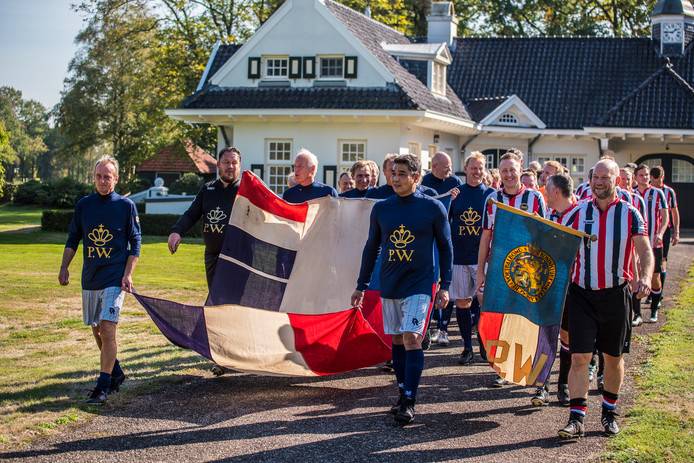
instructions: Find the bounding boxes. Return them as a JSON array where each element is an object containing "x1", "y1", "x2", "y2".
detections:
[
  {"x1": 42, "y1": 210, "x2": 202, "y2": 237},
  {"x1": 169, "y1": 173, "x2": 203, "y2": 195},
  {"x1": 0, "y1": 182, "x2": 18, "y2": 203},
  {"x1": 14, "y1": 178, "x2": 92, "y2": 208}
]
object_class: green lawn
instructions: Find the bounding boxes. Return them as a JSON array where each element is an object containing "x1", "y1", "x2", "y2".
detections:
[
  {"x1": 0, "y1": 204, "x2": 43, "y2": 232},
  {"x1": 602, "y1": 266, "x2": 694, "y2": 463},
  {"x1": 0, "y1": 210, "x2": 210, "y2": 449}
]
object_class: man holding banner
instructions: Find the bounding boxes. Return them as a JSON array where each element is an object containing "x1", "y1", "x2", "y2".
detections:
[{"x1": 559, "y1": 159, "x2": 653, "y2": 438}]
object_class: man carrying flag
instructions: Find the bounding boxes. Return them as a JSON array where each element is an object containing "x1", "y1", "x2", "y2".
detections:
[
  {"x1": 352, "y1": 154, "x2": 453, "y2": 425},
  {"x1": 559, "y1": 159, "x2": 653, "y2": 438},
  {"x1": 476, "y1": 150, "x2": 547, "y2": 388}
]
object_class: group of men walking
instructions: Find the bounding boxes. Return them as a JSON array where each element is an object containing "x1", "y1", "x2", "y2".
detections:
[{"x1": 59, "y1": 145, "x2": 679, "y2": 441}]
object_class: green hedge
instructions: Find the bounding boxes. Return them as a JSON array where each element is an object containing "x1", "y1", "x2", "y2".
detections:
[{"x1": 41, "y1": 210, "x2": 203, "y2": 237}]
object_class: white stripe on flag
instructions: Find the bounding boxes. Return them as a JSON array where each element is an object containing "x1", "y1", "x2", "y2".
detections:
[
  {"x1": 231, "y1": 195, "x2": 305, "y2": 251},
  {"x1": 204, "y1": 303, "x2": 316, "y2": 376},
  {"x1": 218, "y1": 253, "x2": 290, "y2": 284}
]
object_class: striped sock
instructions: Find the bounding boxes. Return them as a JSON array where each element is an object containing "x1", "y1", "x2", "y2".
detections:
[
  {"x1": 569, "y1": 398, "x2": 587, "y2": 423},
  {"x1": 602, "y1": 390, "x2": 618, "y2": 413}
]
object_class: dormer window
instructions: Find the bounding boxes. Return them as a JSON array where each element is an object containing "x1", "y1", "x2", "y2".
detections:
[
  {"x1": 319, "y1": 56, "x2": 344, "y2": 78},
  {"x1": 498, "y1": 113, "x2": 519, "y2": 125},
  {"x1": 432, "y1": 62, "x2": 446, "y2": 96},
  {"x1": 263, "y1": 56, "x2": 288, "y2": 79}
]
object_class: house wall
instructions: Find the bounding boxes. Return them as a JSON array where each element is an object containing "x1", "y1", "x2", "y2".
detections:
[
  {"x1": 213, "y1": 0, "x2": 390, "y2": 88},
  {"x1": 398, "y1": 125, "x2": 460, "y2": 171},
  {"x1": 608, "y1": 140, "x2": 694, "y2": 163}
]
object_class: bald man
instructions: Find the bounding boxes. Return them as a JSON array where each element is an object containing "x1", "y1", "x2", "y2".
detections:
[{"x1": 421, "y1": 152, "x2": 463, "y2": 195}]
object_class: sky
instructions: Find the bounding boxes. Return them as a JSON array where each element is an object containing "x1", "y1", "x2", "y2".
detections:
[{"x1": 0, "y1": 0, "x2": 84, "y2": 110}]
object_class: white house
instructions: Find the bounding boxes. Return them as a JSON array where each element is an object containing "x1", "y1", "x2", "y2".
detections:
[{"x1": 167, "y1": 0, "x2": 694, "y2": 227}]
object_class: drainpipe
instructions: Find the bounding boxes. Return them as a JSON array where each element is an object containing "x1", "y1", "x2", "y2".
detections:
[
  {"x1": 527, "y1": 134, "x2": 541, "y2": 165},
  {"x1": 219, "y1": 126, "x2": 232, "y2": 153}
]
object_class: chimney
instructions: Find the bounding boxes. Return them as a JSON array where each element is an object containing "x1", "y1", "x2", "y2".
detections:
[{"x1": 427, "y1": 2, "x2": 459, "y2": 47}]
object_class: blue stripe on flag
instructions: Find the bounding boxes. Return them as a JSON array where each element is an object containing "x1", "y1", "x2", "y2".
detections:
[
  {"x1": 207, "y1": 258, "x2": 286, "y2": 311},
  {"x1": 220, "y1": 225, "x2": 296, "y2": 279}
]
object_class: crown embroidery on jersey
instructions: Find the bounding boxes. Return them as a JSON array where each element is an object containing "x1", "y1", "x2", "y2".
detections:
[
  {"x1": 389, "y1": 224, "x2": 415, "y2": 249},
  {"x1": 461, "y1": 207, "x2": 481, "y2": 226},
  {"x1": 207, "y1": 207, "x2": 227, "y2": 224},
  {"x1": 88, "y1": 224, "x2": 113, "y2": 247}
]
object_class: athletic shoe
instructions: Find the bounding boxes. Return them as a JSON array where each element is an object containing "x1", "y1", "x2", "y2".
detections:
[
  {"x1": 657, "y1": 299, "x2": 662, "y2": 309},
  {"x1": 459, "y1": 350, "x2": 474, "y2": 365},
  {"x1": 597, "y1": 374, "x2": 605, "y2": 392},
  {"x1": 394, "y1": 398, "x2": 415, "y2": 424},
  {"x1": 557, "y1": 384, "x2": 570, "y2": 407},
  {"x1": 632, "y1": 315, "x2": 643, "y2": 327},
  {"x1": 110, "y1": 373, "x2": 126, "y2": 393},
  {"x1": 430, "y1": 329, "x2": 440, "y2": 343},
  {"x1": 588, "y1": 364, "x2": 597, "y2": 382},
  {"x1": 602, "y1": 410, "x2": 620, "y2": 436},
  {"x1": 438, "y1": 331, "x2": 450, "y2": 346},
  {"x1": 558, "y1": 419, "x2": 585, "y2": 439},
  {"x1": 422, "y1": 331, "x2": 431, "y2": 351},
  {"x1": 390, "y1": 391, "x2": 405, "y2": 415},
  {"x1": 85, "y1": 388, "x2": 108, "y2": 405},
  {"x1": 489, "y1": 376, "x2": 508, "y2": 388},
  {"x1": 649, "y1": 311, "x2": 658, "y2": 323},
  {"x1": 530, "y1": 386, "x2": 549, "y2": 407},
  {"x1": 381, "y1": 360, "x2": 394, "y2": 373},
  {"x1": 210, "y1": 363, "x2": 228, "y2": 376}
]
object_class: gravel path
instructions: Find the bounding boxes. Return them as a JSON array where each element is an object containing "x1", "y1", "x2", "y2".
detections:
[{"x1": 3, "y1": 235, "x2": 692, "y2": 463}]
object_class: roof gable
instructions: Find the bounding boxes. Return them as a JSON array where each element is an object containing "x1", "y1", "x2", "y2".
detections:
[
  {"x1": 477, "y1": 94, "x2": 546, "y2": 129},
  {"x1": 137, "y1": 141, "x2": 216, "y2": 174}
]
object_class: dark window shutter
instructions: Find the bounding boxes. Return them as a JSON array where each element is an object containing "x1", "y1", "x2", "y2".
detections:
[
  {"x1": 323, "y1": 165, "x2": 337, "y2": 187},
  {"x1": 248, "y1": 57, "x2": 261, "y2": 79},
  {"x1": 345, "y1": 56, "x2": 358, "y2": 79},
  {"x1": 251, "y1": 164, "x2": 264, "y2": 181},
  {"x1": 302, "y1": 56, "x2": 316, "y2": 79},
  {"x1": 289, "y1": 57, "x2": 302, "y2": 79}
]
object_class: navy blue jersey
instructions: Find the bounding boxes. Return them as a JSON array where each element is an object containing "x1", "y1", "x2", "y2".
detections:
[
  {"x1": 421, "y1": 173, "x2": 463, "y2": 195},
  {"x1": 365, "y1": 184, "x2": 437, "y2": 200},
  {"x1": 66, "y1": 192, "x2": 141, "y2": 290},
  {"x1": 449, "y1": 183, "x2": 495, "y2": 265},
  {"x1": 339, "y1": 187, "x2": 371, "y2": 198},
  {"x1": 357, "y1": 191, "x2": 453, "y2": 299},
  {"x1": 282, "y1": 181, "x2": 337, "y2": 203}
]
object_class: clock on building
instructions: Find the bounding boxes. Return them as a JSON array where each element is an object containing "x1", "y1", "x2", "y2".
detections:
[{"x1": 662, "y1": 22, "x2": 684, "y2": 43}]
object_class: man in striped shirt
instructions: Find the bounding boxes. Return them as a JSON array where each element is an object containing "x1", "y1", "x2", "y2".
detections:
[
  {"x1": 619, "y1": 166, "x2": 648, "y2": 327},
  {"x1": 476, "y1": 150, "x2": 547, "y2": 388},
  {"x1": 650, "y1": 166, "x2": 680, "y2": 305},
  {"x1": 559, "y1": 159, "x2": 653, "y2": 439},
  {"x1": 634, "y1": 164, "x2": 669, "y2": 322}
]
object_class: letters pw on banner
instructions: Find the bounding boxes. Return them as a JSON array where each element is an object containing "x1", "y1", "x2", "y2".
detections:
[{"x1": 478, "y1": 201, "x2": 586, "y2": 386}]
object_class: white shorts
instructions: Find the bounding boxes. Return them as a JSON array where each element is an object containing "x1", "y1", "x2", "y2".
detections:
[
  {"x1": 381, "y1": 294, "x2": 431, "y2": 336},
  {"x1": 82, "y1": 287, "x2": 125, "y2": 326},
  {"x1": 450, "y1": 264, "x2": 478, "y2": 301}
]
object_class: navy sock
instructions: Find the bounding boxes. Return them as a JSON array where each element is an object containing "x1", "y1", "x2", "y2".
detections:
[
  {"x1": 403, "y1": 349, "x2": 424, "y2": 400},
  {"x1": 438, "y1": 302, "x2": 454, "y2": 332},
  {"x1": 96, "y1": 372, "x2": 111, "y2": 391},
  {"x1": 392, "y1": 344, "x2": 406, "y2": 390},
  {"x1": 456, "y1": 307, "x2": 473, "y2": 352},
  {"x1": 470, "y1": 297, "x2": 481, "y2": 326},
  {"x1": 651, "y1": 289, "x2": 662, "y2": 313},
  {"x1": 112, "y1": 359, "x2": 123, "y2": 378},
  {"x1": 660, "y1": 271, "x2": 667, "y2": 293},
  {"x1": 598, "y1": 351, "x2": 604, "y2": 376},
  {"x1": 558, "y1": 341, "x2": 571, "y2": 385}
]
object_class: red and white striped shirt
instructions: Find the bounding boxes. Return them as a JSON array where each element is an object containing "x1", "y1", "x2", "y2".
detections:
[
  {"x1": 483, "y1": 185, "x2": 547, "y2": 230},
  {"x1": 662, "y1": 184, "x2": 678, "y2": 229},
  {"x1": 575, "y1": 181, "x2": 590, "y2": 199},
  {"x1": 627, "y1": 190, "x2": 647, "y2": 227},
  {"x1": 575, "y1": 184, "x2": 632, "y2": 203},
  {"x1": 635, "y1": 186, "x2": 668, "y2": 248},
  {"x1": 562, "y1": 197, "x2": 647, "y2": 290}
]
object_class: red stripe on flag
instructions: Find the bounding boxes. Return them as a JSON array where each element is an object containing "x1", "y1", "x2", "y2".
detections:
[
  {"x1": 478, "y1": 311, "x2": 505, "y2": 361},
  {"x1": 239, "y1": 171, "x2": 309, "y2": 223},
  {"x1": 362, "y1": 290, "x2": 391, "y2": 346},
  {"x1": 288, "y1": 308, "x2": 391, "y2": 376}
]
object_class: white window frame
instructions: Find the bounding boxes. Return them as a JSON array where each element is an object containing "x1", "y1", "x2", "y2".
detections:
[
  {"x1": 535, "y1": 154, "x2": 586, "y2": 183},
  {"x1": 338, "y1": 139, "x2": 366, "y2": 173},
  {"x1": 672, "y1": 159, "x2": 694, "y2": 183},
  {"x1": 263, "y1": 55, "x2": 289, "y2": 80},
  {"x1": 498, "y1": 113, "x2": 519, "y2": 125},
  {"x1": 265, "y1": 138, "x2": 293, "y2": 194},
  {"x1": 318, "y1": 55, "x2": 344, "y2": 79}
]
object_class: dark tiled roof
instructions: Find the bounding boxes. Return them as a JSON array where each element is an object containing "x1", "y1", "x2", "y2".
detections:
[
  {"x1": 399, "y1": 59, "x2": 428, "y2": 86},
  {"x1": 202, "y1": 44, "x2": 242, "y2": 87},
  {"x1": 596, "y1": 64, "x2": 694, "y2": 128},
  {"x1": 464, "y1": 96, "x2": 510, "y2": 122},
  {"x1": 323, "y1": 0, "x2": 470, "y2": 120},
  {"x1": 449, "y1": 37, "x2": 670, "y2": 129},
  {"x1": 652, "y1": 0, "x2": 694, "y2": 16},
  {"x1": 182, "y1": 84, "x2": 416, "y2": 110}
]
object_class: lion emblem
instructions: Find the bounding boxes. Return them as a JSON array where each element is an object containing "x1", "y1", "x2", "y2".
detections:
[{"x1": 503, "y1": 245, "x2": 556, "y2": 303}]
